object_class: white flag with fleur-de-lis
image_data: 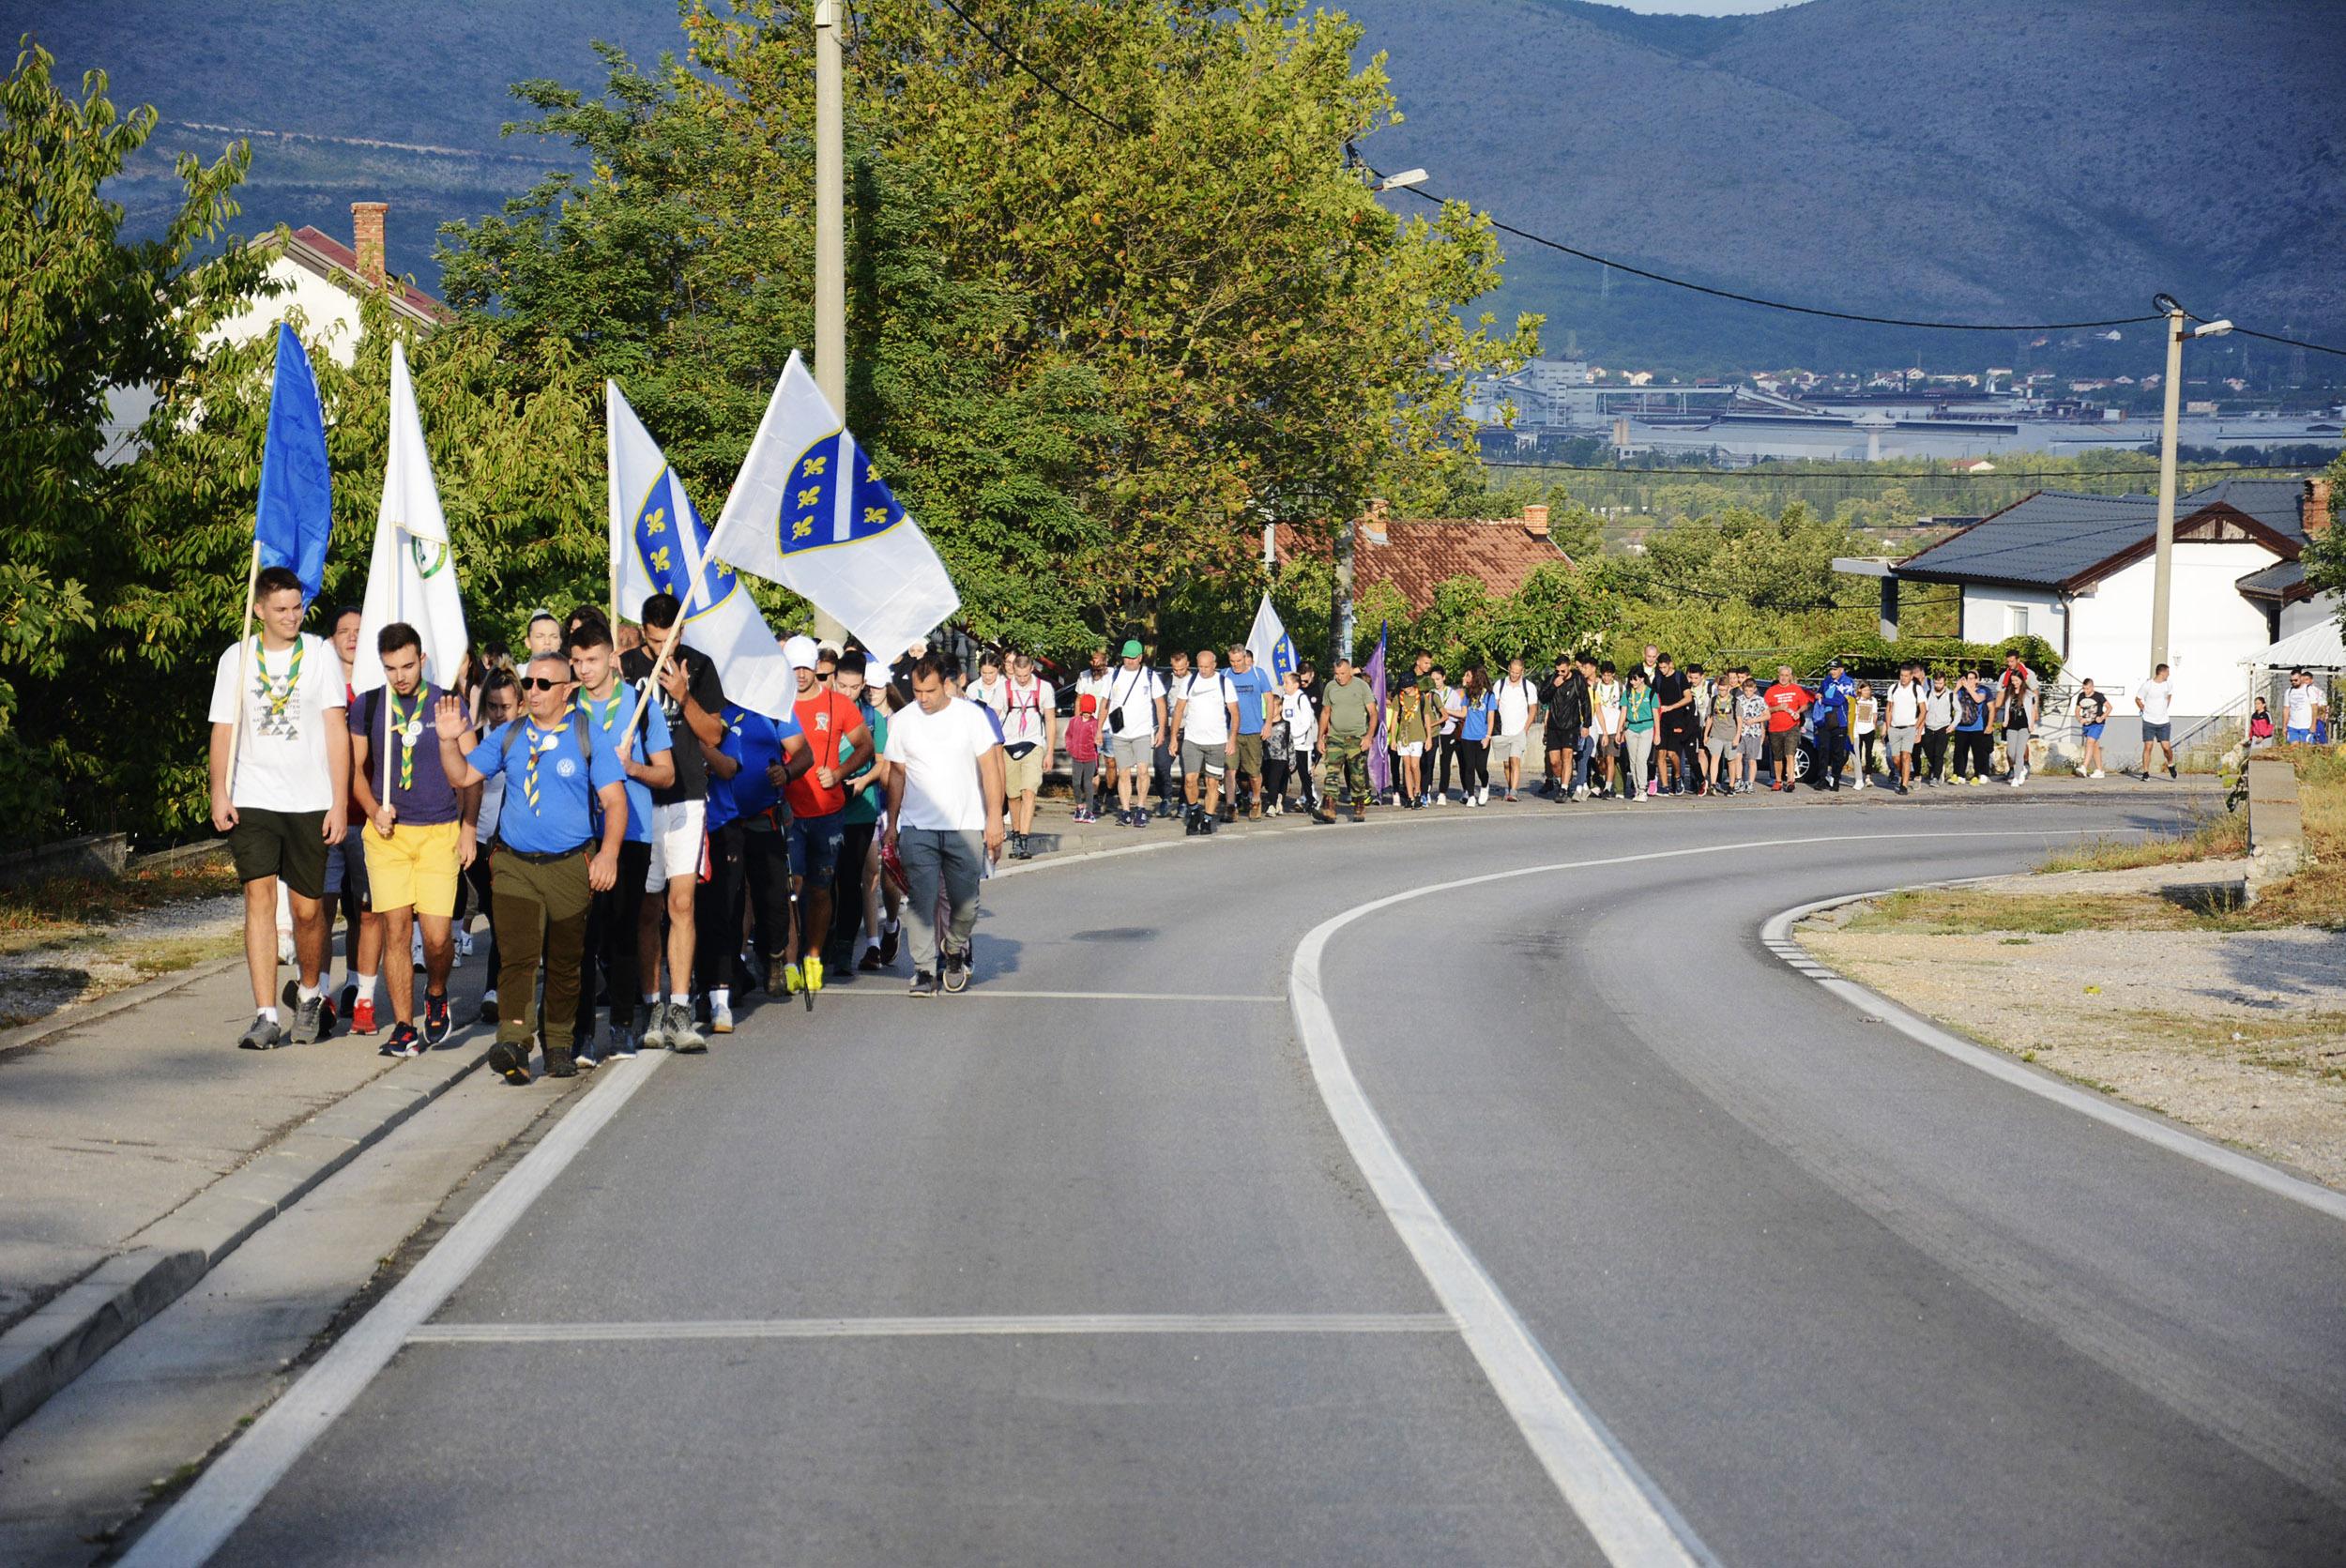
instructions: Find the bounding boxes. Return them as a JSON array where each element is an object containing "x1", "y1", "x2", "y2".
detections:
[{"x1": 608, "y1": 380, "x2": 794, "y2": 718}]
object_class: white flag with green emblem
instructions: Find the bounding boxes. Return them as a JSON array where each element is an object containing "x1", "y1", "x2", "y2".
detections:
[
  {"x1": 352, "y1": 340, "x2": 467, "y2": 698},
  {"x1": 703, "y1": 350, "x2": 958, "y2": 663}
]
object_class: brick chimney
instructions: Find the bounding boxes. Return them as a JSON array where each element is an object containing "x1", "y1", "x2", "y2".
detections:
[
  {"x1": 351, "y1": 201, "x2": 388, "y2": 288},
  {"x1": 2303, "y1": 476, "x2": 2334, "y2": 539},
  {"x1": 1522, "y1": 503, "x2": 1551, "y2": 539},
  {"x1": 1366, "y1": 496, "x2": 1391, "y2": 524}
]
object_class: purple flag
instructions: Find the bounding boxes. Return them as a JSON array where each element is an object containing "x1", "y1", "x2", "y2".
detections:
[{"x1": 1364, "y1": 621, "x2": 1390, "y2": 795}]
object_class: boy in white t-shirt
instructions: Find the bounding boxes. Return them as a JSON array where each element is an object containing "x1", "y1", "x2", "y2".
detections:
[
  {"x1": 2135, "y1": 662, "x2": 2177, "y2": 781},
  {"x1": 207, "y1": 566, "x2": 350, "y2": 1050}
]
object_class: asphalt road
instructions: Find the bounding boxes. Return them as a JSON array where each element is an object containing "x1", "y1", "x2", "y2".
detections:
[{"x1": 133, "y1": 796, "x2": 2346, "y2": 1566}]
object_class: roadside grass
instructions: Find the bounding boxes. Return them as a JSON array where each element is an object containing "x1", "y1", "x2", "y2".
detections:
[
  {"x1": 0, "y1": 859, "x2": 238, "y2": 954},
  {"x1": 2036, "y1": 811, "x2": 2245, "y2": 874},
  {"x1": 1844, "y1": 889, "x2": 2201, "y2": 935},
  {"x1": 132, "y1": 933, "x2": 243, "y2": 978}
]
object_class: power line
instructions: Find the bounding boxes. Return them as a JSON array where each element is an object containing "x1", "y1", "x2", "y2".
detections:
[
  {"x1": 2228, "y1": 326, "x2": 2346, "y2": 359},
  {"x1": 930, "y1": 0, "x2": 1133, "y2": 134}
]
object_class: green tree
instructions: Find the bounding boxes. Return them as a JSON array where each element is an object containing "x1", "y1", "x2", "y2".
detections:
[
  {"x1": 0, "y1": 41, "x2": 264, "y2": 841},
  {"x1": 2301, "y1": 453, "x2": 2346, "y2": 637},
  {"x1": 436, "y1": 0, "x2": 1535, "y2": 661}
]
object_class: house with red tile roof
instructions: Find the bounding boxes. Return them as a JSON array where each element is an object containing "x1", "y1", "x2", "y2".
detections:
[
  {"x1": 1276, "y1": 501, "x2": 1574, "y2": 616},
  {"x1": 214, "y1": 201, "x2": 451, "y2": 363}
]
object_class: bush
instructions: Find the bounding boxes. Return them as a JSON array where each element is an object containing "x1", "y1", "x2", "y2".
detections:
[{"x1": 1780, "y1": 632, "x2": 2062, "y2": 684}]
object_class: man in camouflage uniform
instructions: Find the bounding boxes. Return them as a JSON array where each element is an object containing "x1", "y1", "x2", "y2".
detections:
[{"x1": 1314, "y1": 655, "x2": 1379, "y2": 824}]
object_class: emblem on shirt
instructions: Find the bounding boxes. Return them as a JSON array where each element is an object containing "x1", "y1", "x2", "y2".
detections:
[{"x1": 556, "y1": 758, "x2": 578, "y2": 779}]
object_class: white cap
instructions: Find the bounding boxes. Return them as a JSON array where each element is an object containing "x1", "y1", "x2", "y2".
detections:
[{"x1": 784, "y1": 634, "x2": 821, "y2": 672}]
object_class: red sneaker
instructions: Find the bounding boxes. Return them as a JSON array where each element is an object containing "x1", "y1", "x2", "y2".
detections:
[{"x1": 351, "y1": 997, "x2": 378, "y2": 1035}]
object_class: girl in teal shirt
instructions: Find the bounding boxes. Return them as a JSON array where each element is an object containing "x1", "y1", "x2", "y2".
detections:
[{"x1": 1623, "y1": 671, "x2": 1657, "y2": 801}]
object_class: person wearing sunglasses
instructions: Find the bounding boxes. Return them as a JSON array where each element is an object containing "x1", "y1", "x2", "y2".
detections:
[{"x1": 434, "y1": 652, "x2": 630, "y2": 1085}]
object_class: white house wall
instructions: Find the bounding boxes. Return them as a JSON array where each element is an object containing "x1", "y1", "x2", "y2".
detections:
[
  {"x1": 205, "y1": 255, "x2": 367, "y2": 366},
  {"x1": 2048, "y1": 541, "x2": 2280, "y2": 720},
  {"x1": 1958, "y1": 586, "x2": 2067, "y2": 649},
  {"x1": 2278, "y1": 592, "x2": 2340, "y2": 641}
]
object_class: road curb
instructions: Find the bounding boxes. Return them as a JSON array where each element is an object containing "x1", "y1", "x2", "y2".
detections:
[
  {"x1": 0, "y1": 1030, "x2": 492, "y2": 1440},
  {"x1": 1760, "y1": 886, "x2": 2346, "y2": 1225},
  {"x1": 0, "y1": 953, "x2": 248, "y2": 1061}
]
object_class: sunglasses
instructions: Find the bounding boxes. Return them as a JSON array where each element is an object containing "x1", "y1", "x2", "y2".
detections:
[{"x1": 520, "y1": 675, "x2": 570, "y2": 693}]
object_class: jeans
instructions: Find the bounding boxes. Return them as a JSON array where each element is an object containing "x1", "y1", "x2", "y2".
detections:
[
  {"x1": 1624, "y1": 730, "x2": 1653, "y2": 794},
  {"x1": 1573, "y1": 734, "x2": 1594, "y2": 793},
  {"x1": 898, "y1": 826, "x2": 983, "y2": 974}
]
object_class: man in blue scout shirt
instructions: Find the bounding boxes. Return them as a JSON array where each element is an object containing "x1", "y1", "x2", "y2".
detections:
[
  {"x1": 1813, "y1": 657, "x2": 1856, "y2": 792},
  {"x1": 568, "y1": 622, "x2": 674, "y2": 1063},
  {"x1": 434, "y1": 652, "x2": 628, "y2": 1085},
  {"x1": 1225, "y1": 644, "x2": 1273, "y2": 822},
  {"x1": 697, "y1": 699, "x2": 808, "y2": 1033}
]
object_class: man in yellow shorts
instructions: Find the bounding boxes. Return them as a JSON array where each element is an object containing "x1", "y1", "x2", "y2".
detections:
[{"x1": 351, "y1": 622, "x2": 474, "y2": 1055}]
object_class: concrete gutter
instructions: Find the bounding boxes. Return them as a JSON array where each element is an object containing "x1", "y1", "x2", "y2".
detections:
[{"x1": 0, "y1": 1024, "x2": 490, "y2": 1439}]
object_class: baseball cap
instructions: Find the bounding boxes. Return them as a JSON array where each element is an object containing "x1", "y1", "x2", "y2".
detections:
[
  {"x1": 784, "y1": 634, "x2": 820, "y2": 671},
  {"x1": 1828, "y1": 656, "x2": 1846, "y2": 668},
  {"x1": 1120, "y1": 639, "x2": 1144, "y2": 659},
  {"x1": 1077, "y1": 693, "x2": 1097, "y2": 713}
]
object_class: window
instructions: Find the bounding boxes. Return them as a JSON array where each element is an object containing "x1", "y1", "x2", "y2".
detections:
[{"x1": 2009, "y1": 605, "x2": 2031, "y2": 638}]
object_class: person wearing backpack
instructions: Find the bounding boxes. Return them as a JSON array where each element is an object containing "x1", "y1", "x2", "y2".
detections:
[
  {"x1": 1952, "y1": 667, "x2": 1991, "y2": 784},
  {"x1": 1171, "y1": 647, "x2": 1239, "y2": 834},
  {"x1": 434, "y1": 653, "x2": 629, "y2": 1085},
  {"x1": 1066, "y1": 693, "x2": 1103, "y2": 824},
  {"x1": 998, "y1": 651, "x2": 1056, "y2": 859}
]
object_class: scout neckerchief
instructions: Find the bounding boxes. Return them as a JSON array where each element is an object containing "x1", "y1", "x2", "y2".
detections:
[
  {"x1": 522, "y1": 717, "x2": 564, "y2": 813},
  {"x1": 387, "y1": 685, "x2": 424, "y2": 793},
  {"x1": 252, "y1": 635, "x2": 303, "y2": 723}
]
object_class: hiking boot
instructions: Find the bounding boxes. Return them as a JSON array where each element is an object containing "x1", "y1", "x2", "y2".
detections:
[
  {"x1": 487, "y1": 1041, "x2": 533, "y2": 1086},
  {"x1": 422, "y1": 991, "x2": 452, "y2": 1047},
  {"x1": 639, "y1": 999, "x2": 669, "y2": 1050},
  {"x1": 236, "y1": 1014, "x2": 284, "y2": 1052},
  {"x1": 766, "y1": 953, "x2": 790, "y2": 997},
  {"x1": 290, "y1": 993, "x2": 328, "y2": 1045},
  {"x1": 543, "y1": 1046, "x2": 578, "y2": 1078},
  {"x1": 669, "y1": 1001, "x2": 708, "y2": 1054},
  {"x1": 1312, "y1": 807, "x2": 1337, "y2": 824}
]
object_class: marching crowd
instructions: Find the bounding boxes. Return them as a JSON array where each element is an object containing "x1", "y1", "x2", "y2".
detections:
[
  {"x1": 210, "y1": 569, "x2": 1006, "y2": 1080},
  {"x1": 212, "y1": 570, "x2": 2304, "y2": 1075}
]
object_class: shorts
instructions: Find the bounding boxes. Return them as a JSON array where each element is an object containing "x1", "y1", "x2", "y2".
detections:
[
  {"x1": 1767, "y1": 728, "x2": 1799, "y2": 767},
  {"x1": 1888, "y1": 723, "x2": 1920, "y2": 755},
  {"x1": 2081, "y1": 723, "x2": 2106, "y2": 740},
  {"x1": 1394, "y1": 740, "x2": 1424, "y2": 759},
  {"x1": 1233, "y1": 732, "x2": 1264, "y2": 778},
  {"x1": 361, "y1": 818, "x2": 462, "y2": 917},
  {"x1": 1112, "y1": 731, "x2": 1153, "y2": 770},
  {"x1": 645, "y1": 799, "x2": 707, "y2": 888},
  {"x1": 1739, "y1": 731, "x2": 1765, "y2": 762},
  {"x1": 229, "y1": 807, "x2": 328, "y2": 900},
  {"x1": 1181, "y1": 738, "x2": 1227, "y2": 779},
  {"x1": 324, "y1": 836, "x2": 369, "y2": 903},
  {"x1": 785, "y1": 810, "x2": 845, "y2": 885},
  {"x1": 2141, "y1": 721, "x2": 2171, "y2": 744},
  {"x1": 1705, "y1": 730, "x2": 1735, "y2": 759},
  {"x1": 2286, "y1": 726, "x2": 2314, "y2": 743},
  {"x1": 1490, "y1": 733, "x2": 1526, "y2": 766},
  {"x1": 1003, "y1": 746, "x2": 1044, "y2": 798}
]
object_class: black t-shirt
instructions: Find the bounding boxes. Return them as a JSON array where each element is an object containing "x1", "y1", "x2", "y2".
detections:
[
  {"x1": 1653, "y1": 670, "x2": 1690, "y2": 734},
  {"x1": 621, "y1": 643, "x2": 725, "y2": 805}
]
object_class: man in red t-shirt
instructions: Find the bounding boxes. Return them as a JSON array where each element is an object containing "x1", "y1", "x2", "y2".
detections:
[
  {"x1": 1761, "y1": 664, "x2": 1812, "y2": 794},
  {"x1": 780, "y1": 635, "x2": 873, "y2": 995}
]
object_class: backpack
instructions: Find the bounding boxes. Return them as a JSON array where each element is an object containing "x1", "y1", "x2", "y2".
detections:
[{"x1": 495, "y1": 708, "x2": 595, "y2": 839}]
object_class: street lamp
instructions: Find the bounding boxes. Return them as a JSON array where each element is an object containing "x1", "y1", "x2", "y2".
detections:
[
  {"x1": 2148, "y1": 294, "x2": 2232, "y2": 673},
  {"x1": 1373, "y1": 168, "x2": 1429, "y2": 194}
]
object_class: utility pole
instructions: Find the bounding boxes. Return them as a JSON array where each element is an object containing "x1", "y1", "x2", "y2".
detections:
[
  {"x1": 2148, "y1": 295, "x2": 2232, "y2": 674},
  {"x1": 810, "y1": 0, "x2": 849, "y2": 647}
]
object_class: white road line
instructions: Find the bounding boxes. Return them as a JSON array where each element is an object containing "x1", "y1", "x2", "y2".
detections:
[
  {"x1": 119, "y1": 1052, "x2": 676, "y2": 1568},
  {"x1": 1287, "y1": 830, "x2": 2081, "y2": 1568},
  {"x1": 409, "y1": 1313, "x2": 1455, "y2": 1344},
  {"x1": 1764, "y1": 890, "x2": 2346, "y2": 1225},
  {"x1": 823, "y1": 988, "x2": 1280, "y2": 1003}
]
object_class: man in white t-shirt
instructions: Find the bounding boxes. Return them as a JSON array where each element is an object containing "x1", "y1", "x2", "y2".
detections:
[
  {"x1": 1883, "y1": 663, "x2": 1925, "y2": 794},
  {"x1": 2135, "y1": 662, "x2": 2177, "y2": 781},
  {"x1": 1492, "y1": 657, "x2": 1540, "y2": 802},
  {"x1": 1170, "y1": 647, "x2": 1239, "y2": 833},
  {"x1": 2282, "y1": 667, "x2": 2326, "y2": 744},
  {"x1": 208, "y1": 566, "x2": 351, "y2": 1050},
  {"x1": 1102, "y1": 639, "x2": 1166, "y2": 829},
  {"x1": 998, "y1": 651, "x2": 1056, "y2": 860},
  {"x1": 884, "y1": 654, "x2": 1008, "y2": 996}
]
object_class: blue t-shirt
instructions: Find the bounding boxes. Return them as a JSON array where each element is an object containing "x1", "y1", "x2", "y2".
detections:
[
  {"x1": 1816, "y1": 673, "x2": 1856, "y2": 724},
  {"x1": 1457, "y1": 692, "x2": 1497, "y2": 743},
  {"x1": 574, "y1": 685, "x2": 671, "y2": 845},
  {"x1": 467, "y1": 716, "x2": 627, "y2": 856},
  {"x1": 708, "y1": 707, "x2": 800, "y2": 829},
  {"x1": 1227, "y1": 667, "x2": 1273, "y2": 737}
]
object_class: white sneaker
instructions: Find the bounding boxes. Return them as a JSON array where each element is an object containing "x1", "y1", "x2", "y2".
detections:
[
  {"x1": 456, "y1": 930, "x2": 475, "y2": 957},
  {"x1": 1854, "y1": 777, "x2": 1867, "y2": 790},
  {"x1": 1477, "y1": 788, "x2": 1490, "y2": 806},
  {"x1": 710, "y1": 998, "x2": 734, "y2": 1034},
  {"x1": 2090, "y1": 769, "x2": 2105, "y2": 779},
  {"x1": 277, "y1": 932, "x2": 296, "y2": 966}
]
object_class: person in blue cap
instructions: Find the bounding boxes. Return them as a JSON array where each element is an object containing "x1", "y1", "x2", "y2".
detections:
[{"x1": 1813, "y1": 657, "x2": 1856, "y2": 791}]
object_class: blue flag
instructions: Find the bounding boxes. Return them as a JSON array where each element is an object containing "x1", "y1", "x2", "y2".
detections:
[{"x1": 254, "y1": 325, "x2": 332, "y2": 601}]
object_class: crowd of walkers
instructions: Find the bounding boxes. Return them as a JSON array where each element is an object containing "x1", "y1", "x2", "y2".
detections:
[{"x1": 208, "y1": 570, "x2": 1012, "y2": 1078}]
